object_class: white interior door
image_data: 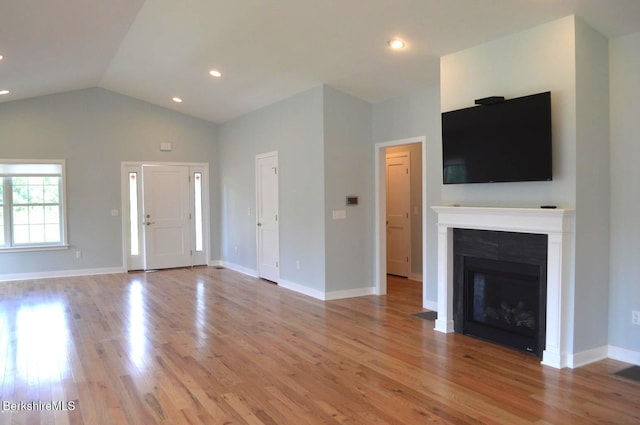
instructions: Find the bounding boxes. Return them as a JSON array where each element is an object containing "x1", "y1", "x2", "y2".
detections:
[
  {"x1": 142, "y1": 165, "x2": 191, "y2": 270},
  {"x1": 256, "y1": 152, "x2": 279, "y2": 283},
  {"x1": 386, "y1": 152, "x2": 411, "y2": 277}
]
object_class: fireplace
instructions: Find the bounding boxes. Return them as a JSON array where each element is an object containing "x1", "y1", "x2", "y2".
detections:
[
  {"x1": 432, "y1": 206, "x2": 574, "y2": 368},
  {"x1": 453, "y1": 229, "x2": 547, "y2": 356}
]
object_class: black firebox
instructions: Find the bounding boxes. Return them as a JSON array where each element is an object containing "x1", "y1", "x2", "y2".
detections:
[{"x1": 453, "y1": 229, "x2": 547, "y2": 357}]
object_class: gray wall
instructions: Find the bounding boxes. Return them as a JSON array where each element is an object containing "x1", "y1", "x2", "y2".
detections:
[
  {"x1": 0, "y1": 88, "x2": 219, "y2": 275},
  {"x1": 323, "y1": 86, "x2": 373, "y2": 293},
  {"x1": 440, "y1": 16, "x2": 577, "y2": 209},
  {"x1": 573, "y1": 18, "x2": 611, "y2": 354},
  {"x1": 217, "y1": 86, "x2": 327, "y2": 292},
  {"x1": 609, "y1": 31, "x2": 640, "y2": 353}
]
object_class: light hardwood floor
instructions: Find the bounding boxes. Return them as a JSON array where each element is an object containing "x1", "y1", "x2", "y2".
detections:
[{"x1": 0, "y1": 268, "x2": 638, "y2": 424}]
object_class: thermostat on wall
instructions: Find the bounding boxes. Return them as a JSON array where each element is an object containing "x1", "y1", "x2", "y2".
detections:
[
  {"x1": 160, "y1": 142, "x2": 172, "y2": 151},
  {"x1": 346, "y1": 196, "x2": 358, "y2": 205}
]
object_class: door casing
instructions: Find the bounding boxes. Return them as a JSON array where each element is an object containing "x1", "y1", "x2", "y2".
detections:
[
  {"x1": 121, "y1": 161, "x2": 210, "y2": 271},
  {"x1": 374, "y1": 137, "x2": 427, "y2": 308}
]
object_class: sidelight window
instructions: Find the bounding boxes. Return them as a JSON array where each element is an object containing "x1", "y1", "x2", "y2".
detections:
[{"x1": 194, "y1": 172, "x2": 203, "y2": 252}]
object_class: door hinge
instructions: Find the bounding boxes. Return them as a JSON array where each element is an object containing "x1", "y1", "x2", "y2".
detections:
[
  {"x1": 273, "y1": 167, "x2": 277, "y2": 175},
  {"x1": 406, "y1": 212, "x2": 409, "y2": 218},
  {"x1": 406, "y1": 168, "x2": 409, "y2": 174},
  {"x1": 191, "y1": 250, "x2": 193, "y2": 256},
  {"x1": 188, "y1": 175, "x2": 191, "y2": 182},
  {"x1": 406, "y1": 256, "x2": 409, "y2": 263},
  {"x1": 276, "y1": 261, "x2": 279, "y2": 268},
  {"x1": 275, "y1": 214, "x2": 278, "y2": 222}
]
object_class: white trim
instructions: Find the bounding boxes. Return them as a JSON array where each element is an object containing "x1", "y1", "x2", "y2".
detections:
[
  {"x1": 0, "y1": 158, "x2": 68, "y2": 249},
  {"x1": 432, "y1": 206, "x2": 575, "y2": 369},
  {"x1": 121, "y1": 161, "x2": 210, "y2": 168},
  {"x1": 325, "y1": 287, "x2": 375, "y2": 301},
  {"x1": 409, "y1": 273, "x2": 423, "y2": 282},
  {"x1": 608, "y1": 345, "x2": 640, "y2": 366},
  {"x1": 567, "y1": 346, "x2": 609, "y2": 369},
  {"x1": 190, "y1": 165, "x2": 210, "y2": 267},
  {"x1": 423, "y1": 300, "x2": 438, "y2": 311},
  {"x1": 0, "y1": 266, "x2": 125, "y2": 282},
  {"x1": 279, "y1": 278, "x2": 325, "y2": 300},
  {"x1": 0, "y1": 244, "x2": 69, "y2": 253},
  {"x1": 219, "y1": 261, "x2": 258, "y2": 278},
  {"x1": 374, "y1": 137, "x2": 428, "y2": 305},
  {"x1": 120, "y1": 161, "x2": 210, "y2": 272},
  {"x1": 209, "y1": 259, "x2": 223, "y2": 267}
]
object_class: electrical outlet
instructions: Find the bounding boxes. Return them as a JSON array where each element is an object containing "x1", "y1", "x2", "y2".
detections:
[
  {"x1": 296, "y1": 260, "x2": 300, "y2": 270},
  {"x1": 75, "y1": 250, "x2": 82, "y2": 260},
  {"x1": 632, "y1": 310, "x2": 640, "y2": 326}
]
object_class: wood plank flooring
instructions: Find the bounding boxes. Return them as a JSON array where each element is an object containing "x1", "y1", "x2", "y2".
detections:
[{"x1": 0, "y1": 269, "x2": 638, "y2": 424}]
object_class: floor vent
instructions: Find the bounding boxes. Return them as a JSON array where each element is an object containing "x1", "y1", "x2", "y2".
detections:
[
  {"x1": 412, "y1": 311, "x2": 437, "y2": 321},
  {"x1": 614, "y1": 366, "x2": 640, "y2": 383}
]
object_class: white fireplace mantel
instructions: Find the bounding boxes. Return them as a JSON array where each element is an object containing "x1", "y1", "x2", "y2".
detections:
[{"x1": 432, "y1": 206, "x2": 575, "y2": 369}]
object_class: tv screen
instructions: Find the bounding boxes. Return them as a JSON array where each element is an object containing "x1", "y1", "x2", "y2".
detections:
[{"x1": 442, "y1": 91, "x2": 552, "y2": 184}]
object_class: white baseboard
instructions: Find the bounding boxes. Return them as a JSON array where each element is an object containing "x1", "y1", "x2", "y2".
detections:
[
  {"x1": 608, "y1": 345, "x2": 640, "y2": 366},
  {"x1": 217, "y1": 261, "x2": 258, "y2": 278},
  {"x1": 567, "y1": 345, "x2": 609, "y2": 369},
  {"x1": 278, "y1": 279, "x2": 374, "y2": 301},
  {"x1": 409, "y1": 273, "x2": 423, "y2": 282},
  {"x1": 423, "y1": 300, "x2": 438, "y2": 311},
  {"x1": 278, "y1": 279, "x2": 325, "y2": 300},
  {"x1": 0, "y1": 266, "x2": 126, "y2": 282},
  {"x1": 325, "y1": 286, "x2": 375, "y2": 301},
  {"x1": 557, "y1": 345, "x2": 640, "y2": 369}
]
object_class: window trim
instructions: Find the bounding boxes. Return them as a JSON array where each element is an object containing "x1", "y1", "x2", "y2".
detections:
[{"x1": 0, "y1": 159, "x2": 69, "y2": 252}]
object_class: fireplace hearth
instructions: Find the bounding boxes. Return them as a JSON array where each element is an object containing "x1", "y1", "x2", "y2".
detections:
[{"x1": 453, "y1": 229, "x2": 547, "y2": 356}]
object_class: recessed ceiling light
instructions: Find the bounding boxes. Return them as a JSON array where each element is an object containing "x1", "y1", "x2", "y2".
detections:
[
  {"x1": 388, "y1": 39, "x2": 406, "y2": 49},
  {"x1": 172, "y1": 97, "x2": 183, "y2": 103},
  {"x1": 0, "y1": 90, "x2": 10, "y2": 95},
  {"x1": 209, "y1": 69, "x2": 222, "y2": 78},
  {"x1": 0, "y1": 55, "x2": 3, "y2": 60}
]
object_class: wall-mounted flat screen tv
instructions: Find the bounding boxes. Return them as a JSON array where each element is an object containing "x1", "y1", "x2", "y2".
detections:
[{"x1": 442, "y1": 91, "x2": 552, "y2": 184}]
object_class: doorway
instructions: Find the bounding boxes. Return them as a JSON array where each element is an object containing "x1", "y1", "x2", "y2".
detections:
[
  {"x1": 386, "y1": 151, "x2": 411, "y2": 277},
  {"x1": 255, "y1": 151, "x2": 279, "y2": 283},
  {"x1": 374, "y1": 137, "x2": 427, "y2": 305},
  {"x1": 122, "y1": 162, "x2": 209, "y2": 271}
]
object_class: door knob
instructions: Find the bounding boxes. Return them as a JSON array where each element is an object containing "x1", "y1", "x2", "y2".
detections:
[{"x1": 257, "y1": 223, "x2": 262, "y2": 227}]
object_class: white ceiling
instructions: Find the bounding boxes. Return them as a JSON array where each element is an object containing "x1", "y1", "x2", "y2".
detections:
[{"x1": 2, "y1": 0, "x2": 640, "y2": 124}]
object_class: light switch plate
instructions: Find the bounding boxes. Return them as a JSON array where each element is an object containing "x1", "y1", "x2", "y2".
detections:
[{"x1": 332, "y1": 210, "x2": 347, "y2": 220}]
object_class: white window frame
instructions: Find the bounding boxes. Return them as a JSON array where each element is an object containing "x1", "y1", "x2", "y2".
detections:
[{"x1": 0, "y1": 159, "x2": 69, "y2": 252}]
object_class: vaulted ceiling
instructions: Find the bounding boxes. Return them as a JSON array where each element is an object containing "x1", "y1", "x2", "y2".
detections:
[{"x1": 2, "y1": 0, "x2": 640, "y2": 124}]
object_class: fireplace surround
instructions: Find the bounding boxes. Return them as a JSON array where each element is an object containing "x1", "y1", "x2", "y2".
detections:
[
  {"x1": 453, "y1": 229, "x2": 547, "y2": 356},
  {"x1": 432, "y1": 206, "x2": 574, "y2": 369}
]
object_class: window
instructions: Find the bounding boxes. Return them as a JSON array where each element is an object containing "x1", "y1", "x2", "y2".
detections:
[
  {"x1": 194, "y1": 172, "x2": 203, "y2": 252},
  {"x1": 0, "y1": 160, "x2": 67, "y2": 250},
  {"x1": 128, "y1": 172, "x2": 139, "y2": 256}
]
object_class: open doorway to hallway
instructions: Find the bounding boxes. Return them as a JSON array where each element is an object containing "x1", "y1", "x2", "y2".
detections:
[{"x1": 385, "y1": 143, "x2": 423, "y2": 298}]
